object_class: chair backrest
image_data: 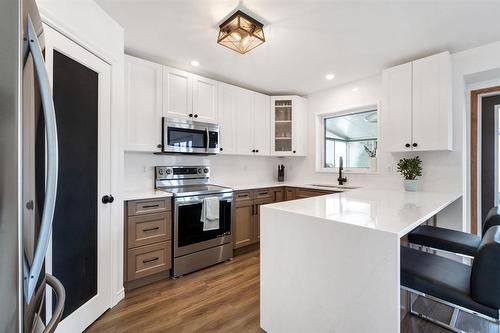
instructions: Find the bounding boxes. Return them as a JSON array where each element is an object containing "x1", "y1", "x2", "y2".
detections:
[
  {"x1": 470, "y1": 225, "x2": 500, "y2": 309},
  {"x1": 482, "y1": 206, "x2": 500, "y2": 237}
]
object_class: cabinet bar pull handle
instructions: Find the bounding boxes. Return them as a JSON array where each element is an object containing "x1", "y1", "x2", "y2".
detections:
[
  {"x1": 142, "y1": 204, "x2": 159, "y2": 208},
  {"x1": 143, "y1": 227, "x2": 160, "y2": 232},
  {"x1": 143, "y1": 257, "x2": 159, "y2": 264}
]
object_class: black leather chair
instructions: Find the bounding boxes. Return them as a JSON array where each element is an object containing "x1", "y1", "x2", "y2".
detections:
[
  {"x1": 401, "y1": 226, "x2": 500, "y2": 332},
  {"x1": 408, "y1": 206, "x2": 500, "y2": 257}
]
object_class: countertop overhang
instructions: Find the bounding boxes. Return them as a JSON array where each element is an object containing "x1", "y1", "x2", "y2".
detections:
[{"x1": 263, "y1": 188, "x2": 462, "y2": 237}]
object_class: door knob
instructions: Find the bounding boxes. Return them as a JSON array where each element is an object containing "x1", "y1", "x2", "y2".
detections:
[
  {"x1": 405, "y1": 143, "x2": 411, "y2": 148},
  {"x1": 189, "y1": 113, "x2": 193, "y2": 117},
  {"x1": 194, "y1": 114, "x2": 198, "y2": 118},
  {"x1": 412, "y1": 143, "x2": 418, "y2": 147},
  {"x1": 102, "y1": 195, "x2": 114, "y2": 204}
]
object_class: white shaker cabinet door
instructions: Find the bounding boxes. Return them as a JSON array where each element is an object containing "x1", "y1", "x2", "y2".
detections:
[
  {"x1": 218, "y1": 83, "x2": 237, "y2": 154},
  {"x1": 192, "y1": 75, "x2": 218, "y2": 123},
  {"x1": 234, "y1": 87, "x2": 255, "y2": 155},
  {"x1": 292, "y1": 96, "x2": 307, "y2": 156},
  {"x1": 412, "y1": 51, "x2": 452, "y2": 151},
  {"x1": 380, "y1": 62, "x2": 413, "y2": 152},
  {"x1": 124, "y1": 55, "x2": 163, "y2": 151},
  {"x1": 163, "y1": 66, "x2": 193, "y2": 120},
  {"x1": 253, "y1": 92, "x2": 271, "y2": 156}
]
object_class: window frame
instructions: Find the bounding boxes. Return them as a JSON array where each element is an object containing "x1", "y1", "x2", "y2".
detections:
[{"x1": 316, "y1": 103, "x2": 380, "y2": 174}]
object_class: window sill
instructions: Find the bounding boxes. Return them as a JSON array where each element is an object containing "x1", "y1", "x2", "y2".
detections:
[{"x1": 315, "y1": 167, "x2": 380, "y2": 175}]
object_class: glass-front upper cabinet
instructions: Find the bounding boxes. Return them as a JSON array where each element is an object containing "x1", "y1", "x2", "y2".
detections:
[{"x1": 271, "y1": 96, "x2": 307, "y2": 156}]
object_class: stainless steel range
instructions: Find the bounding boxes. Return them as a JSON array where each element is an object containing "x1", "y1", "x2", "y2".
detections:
[{"x1": 155, "y1": 166, "x2": 233, "y2": 277}]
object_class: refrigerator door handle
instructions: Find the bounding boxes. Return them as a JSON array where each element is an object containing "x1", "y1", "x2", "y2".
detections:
[{"x1": 23, "y1": 15, "x2": 59, "y2": 304}]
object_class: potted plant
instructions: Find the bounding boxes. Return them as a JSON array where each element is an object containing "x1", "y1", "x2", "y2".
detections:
[
  {"x1": 364, "y1": 142, "x2": 377, "y2": 171},
  {"x1": 397, "y1": 156, "x2": 422, "y2": 191}
]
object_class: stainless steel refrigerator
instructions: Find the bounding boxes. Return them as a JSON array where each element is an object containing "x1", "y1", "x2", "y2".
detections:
[{"x1": 0, "y1": 0, "x2": 65, "y2": 332}]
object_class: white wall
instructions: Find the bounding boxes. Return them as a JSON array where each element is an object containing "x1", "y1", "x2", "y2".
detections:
[
  {"x1": 451, "y1": 40, "x2": 500, "y2": 232},
  {"x1": 124, "y1": 152, "x2": 283, "y2": 192},
  {"x1": 286, "y1": 75, "x2": 462, "y2": 192}
]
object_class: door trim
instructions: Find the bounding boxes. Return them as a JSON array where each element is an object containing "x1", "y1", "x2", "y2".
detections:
[{"x1": 470, "y1": 85, "x2": 500, "y2": 234}]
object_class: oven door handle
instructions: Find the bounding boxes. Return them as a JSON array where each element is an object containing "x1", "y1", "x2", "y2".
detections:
[{"x1": 175, "y1": 197, "x2": 232, "y2": 208}]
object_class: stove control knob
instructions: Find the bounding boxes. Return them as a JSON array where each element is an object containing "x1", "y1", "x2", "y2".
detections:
[
  {"x1": 165, "y1": 169, "x2": 171, "y2": 175},
  {"x1": 158, "y1": 169, "x2": 164, "y2": 175},
  {"x1": 203, "y1": 168, "x2": 209, "y2": 174},
  {"x1": 197, "y1": 168, "x2": 202, "y2": 174}
]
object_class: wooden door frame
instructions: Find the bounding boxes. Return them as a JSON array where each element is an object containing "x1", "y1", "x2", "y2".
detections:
[{"x1": 470, "y1": 85, "x2": 500, "y2": 234}]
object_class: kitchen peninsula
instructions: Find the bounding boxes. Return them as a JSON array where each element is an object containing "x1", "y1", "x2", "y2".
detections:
[{"x1": 260, "y1": 188, "x2": 462, "y2": 333}]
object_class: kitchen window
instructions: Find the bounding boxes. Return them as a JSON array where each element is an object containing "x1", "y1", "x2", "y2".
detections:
[{"x1": 321, "y1": 108, "x2": 378, "y2": 171}]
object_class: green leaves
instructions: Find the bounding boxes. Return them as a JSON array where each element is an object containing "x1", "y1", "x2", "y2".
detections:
[{"x1": 397, "y1": 156, "x2": 422, "y2": 180}]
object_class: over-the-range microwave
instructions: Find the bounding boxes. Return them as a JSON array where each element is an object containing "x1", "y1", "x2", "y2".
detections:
[{"x1": 160, "y1": 117, "x2": 220, "y2": 154}]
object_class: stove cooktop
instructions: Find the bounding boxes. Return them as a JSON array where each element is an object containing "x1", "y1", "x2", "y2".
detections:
[{"x1": 157, "y1": 184, "x2": 232, "y2": 197}]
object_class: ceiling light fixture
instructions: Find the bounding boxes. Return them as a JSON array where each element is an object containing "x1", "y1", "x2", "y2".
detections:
[
  {"x1": 325, "y1": 73, "x2": 335, "y2": 80},
  {"x1": 217, "y1": 10, "x2": 265, "y2": 54},
  {"x1": 190, "y1": 60, "x2": 200, "y2": 67}
]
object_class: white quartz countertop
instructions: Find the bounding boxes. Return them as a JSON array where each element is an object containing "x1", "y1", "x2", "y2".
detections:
[
  {"x1": 121, "y1": 182, "x2": 354, "y2": 201},
  {"x1": 121, "y1": 190, "x2": 173, "y2": 201},
  {"x1": 264, "y1": 188, "x2": 462, "y2": 237},
  {"x1": 214, "y1": 181, "x2": 354, "y2": 192}
]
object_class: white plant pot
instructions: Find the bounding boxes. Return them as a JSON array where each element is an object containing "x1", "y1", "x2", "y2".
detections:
[
  {"x1": 369, "y1": 157, "x2": 377, "y2": 172},
  {"x1": 404, "y1": 179, "x2": 418, "y2": 192}
]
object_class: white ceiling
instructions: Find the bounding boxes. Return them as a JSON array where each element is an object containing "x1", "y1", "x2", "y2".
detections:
[{"x1": 96, "y1": 0, "x2": 500, "y2": 96}]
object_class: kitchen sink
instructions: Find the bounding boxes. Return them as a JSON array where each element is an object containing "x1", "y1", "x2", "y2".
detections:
[{"x1": 309, "y1": 184, "x2": 359, "y2": 190}]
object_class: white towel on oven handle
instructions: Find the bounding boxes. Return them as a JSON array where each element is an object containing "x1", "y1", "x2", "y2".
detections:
[{"x1": 201, "y1": 197, "x2": 220, "y2": 231}]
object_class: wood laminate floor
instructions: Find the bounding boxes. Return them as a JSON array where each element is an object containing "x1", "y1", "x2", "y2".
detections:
[{"x1": 86, "y1": 249, "x2": 498, "y2": 333}]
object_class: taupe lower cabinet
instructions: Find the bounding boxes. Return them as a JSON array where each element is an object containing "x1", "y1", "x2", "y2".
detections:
[
  {"x1": 233, "y1": 186, "x2": 334, "y2": 249},
  {"x1": 125, "y1": 197, "x2": 172, "y2": 290}
]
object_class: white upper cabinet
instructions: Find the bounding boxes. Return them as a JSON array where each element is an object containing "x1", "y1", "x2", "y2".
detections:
[
  {"x1": 124, "y1": 55, "x2": 163, "y2": 152},
  {"x1": 380, "y1": 51, "x2": 452, "y2": 152},
  {"x1": 163, "y1": 67, "x2": 218, "y2": 123},
  {"x1": 412, "y1": 52, "x2": 452, "y2": 151},
  {"x1": 253, "y1": 92, "x2": 271, "y2": 155},
  {"x1": 218, "y1": 83, "x2": 237, "y2": 154},
  {"x1": 235, "y1": 87, "x2": 255, "y2": 155},
  {"x1": 192, "y1": 75, "x2": 218, "y2": 123},
  {"x1": 271, "y1": 96, "x2": 308, "y2": 156},
  {"x1": 218, "y1": 84, "x2": 271, "y2": 156},
  {"x1": 162, "y1": 66, "x2": 193, "y2": 119},
  {"x1": 380, "y1": 62, "x2": 412, "y2": 152}
]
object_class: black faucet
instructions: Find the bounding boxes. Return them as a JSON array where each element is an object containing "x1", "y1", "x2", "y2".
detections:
[{"x1": 338, "y1": 156, "x2": 347, "y2": 185}]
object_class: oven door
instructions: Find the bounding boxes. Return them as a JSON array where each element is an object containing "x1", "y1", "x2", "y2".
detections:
[
  {"x1": 162, "y1": 117, "x2": 219, "y2": 154},
  {"x1": 174, "y1": 192, "x2": 232, "y2": 257}
]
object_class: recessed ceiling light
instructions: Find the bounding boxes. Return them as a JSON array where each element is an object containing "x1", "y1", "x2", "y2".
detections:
[
  {"x1": 352, "y1": 87, "x2": 359, "y2": 92},
  {"x1": 191, "y1": 60, "x2": 200, "y2": 67},
  {"x1": 325, "y1": 73, "x2": 335, "y2": 80}
]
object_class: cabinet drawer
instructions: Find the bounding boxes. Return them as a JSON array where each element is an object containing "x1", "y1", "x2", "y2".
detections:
[
  {"x1": 235, "y1": 191, "x2": 253, "y2": 202},
  {"x1": 254, "y1": 189, "x2": 272, "y2": 200},
  {"x1": 127, "y1": 198, "x2": 171, "y2": 216},
  {"x1": 127, "y1": 241, "x2": 171, "y2": 281},
  {"x1": 127, "y1": 212, "x2": 171, "y2": 248}
]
